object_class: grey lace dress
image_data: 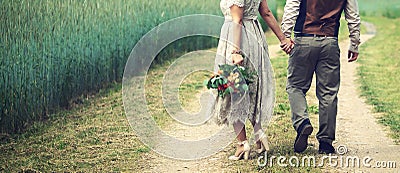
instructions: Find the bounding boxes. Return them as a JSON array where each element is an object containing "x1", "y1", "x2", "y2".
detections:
[{"x1": 212, "y1": 0, "x2": 275, "y2": 126}]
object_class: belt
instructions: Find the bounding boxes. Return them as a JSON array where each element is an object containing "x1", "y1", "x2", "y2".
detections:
[{"x1": 294, "y1": 33, "x2": 336, "y2": 38}]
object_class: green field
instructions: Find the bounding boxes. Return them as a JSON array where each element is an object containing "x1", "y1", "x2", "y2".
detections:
[
  {"x1": 0, "y1": 84, "x2": 148, "y2": 172},
  {"x1": 0, "y1": 0, "x2": 221, "y2": 133}
]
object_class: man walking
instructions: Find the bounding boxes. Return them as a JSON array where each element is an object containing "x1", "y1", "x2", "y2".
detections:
[{"x1": 281, "y1": 0, "x2": 361, "y2": 153}]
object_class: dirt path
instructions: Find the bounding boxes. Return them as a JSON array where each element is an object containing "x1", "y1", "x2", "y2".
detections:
[
  {"x1": 334, "y1": 22, "x2": 400, "y2": 172},
  {"x1": 140, "y1": 51, "x2": 233, "y2": 172},
  {"x1": 142, "y1": 22, "x2": 399, "y2": 172}
]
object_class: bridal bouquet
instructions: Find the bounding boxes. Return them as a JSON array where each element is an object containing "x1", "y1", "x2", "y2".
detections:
[{"x1": 205, "y1": 64, "x2": 256, "y2": 98}]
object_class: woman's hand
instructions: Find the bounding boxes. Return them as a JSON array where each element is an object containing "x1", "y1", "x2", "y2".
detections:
[
  {"x1": 259, "y1": 0, "x2": 295, "y2": 55},
  {"x1": 280, "y1": 38, "x2": 294, "y2": 54},
  {"x1": 232, "y1": 53, "x2": 244, "y2": 65}
]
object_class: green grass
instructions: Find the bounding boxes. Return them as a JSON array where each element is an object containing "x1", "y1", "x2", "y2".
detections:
[
  {"x1": 0, "y1": 84, "x2": 149, "y2": 172},
  {"x1": 0, "y1": 0, "x2": 221, "y2": 134},
  {"x1": 357, "y1": 0, "x2": 400, "y2": 18},
  {"x1": 357, "y1": 17, "x2": 400, "y2": 143}
]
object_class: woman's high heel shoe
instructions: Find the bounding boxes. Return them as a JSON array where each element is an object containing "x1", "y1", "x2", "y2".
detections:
[
  {"x1": 228, "y1": 140, "x2": 250, "y2": 160},
  {"x1": 255, "y1": 130, "x2": 269, "y2": 154}
]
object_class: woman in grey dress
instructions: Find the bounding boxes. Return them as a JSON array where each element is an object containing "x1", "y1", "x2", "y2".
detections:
[{"x1": 213, "y1": 0, "x2": 292, "y2": 160}]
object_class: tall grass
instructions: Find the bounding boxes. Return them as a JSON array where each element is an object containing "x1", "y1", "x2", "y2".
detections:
[{"x1": 0, "y1": 0, "x2": 223, "y2": 133}]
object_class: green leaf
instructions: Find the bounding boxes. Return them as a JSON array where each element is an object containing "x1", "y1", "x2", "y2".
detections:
[
  {"x1": 226, "y1": 87, "x2": 234, "y2": 93},
  {"x1": 222, "y1": 77, "x2": 228, "y2": 84},
  {"x1": 241, "y1": 84, "x2": 249, "y2": 91}
]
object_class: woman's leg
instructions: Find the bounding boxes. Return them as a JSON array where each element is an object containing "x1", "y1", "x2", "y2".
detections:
[
  {"x1": 252, "y1": 120, "x2": 269, "y2": 152},
  {"x1": 252, "y1": 121, "x2": 262, "y2": 141},
  {"x1": 233, "y1": 121, "x2": 247, "y2": 156}
]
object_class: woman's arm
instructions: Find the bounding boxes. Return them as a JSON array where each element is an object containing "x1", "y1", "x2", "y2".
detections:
[
  {"x1": 259, "y1": 0, "x2": 293, "y2": 53},
  {"x1": 230, "y1": 4, "x2": 245, "y2": 64}
]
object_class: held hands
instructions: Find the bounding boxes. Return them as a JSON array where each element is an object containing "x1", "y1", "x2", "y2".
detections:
[
  {"x1": 348, "y1": 50, "x2": 359, "y2": 62},
  {"x1": 280, "y1": 38, "x2": 295, "y2": 54}
]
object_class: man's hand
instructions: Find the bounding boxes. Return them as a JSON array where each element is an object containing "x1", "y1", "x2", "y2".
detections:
[
  {"x1": 280, "y1": 38, "x2": 295, "y2": 54},
  {"x1": 348, "y1": 50, "x2": 359, "y2": 62}
]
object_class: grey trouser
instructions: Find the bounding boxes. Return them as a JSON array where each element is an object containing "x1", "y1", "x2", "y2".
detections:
[{"x1": 287, "y1": 36, "x2": 340, "y2": 144}]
